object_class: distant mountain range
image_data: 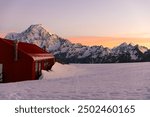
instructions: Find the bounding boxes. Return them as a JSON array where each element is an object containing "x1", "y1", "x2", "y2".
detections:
[{"x1": 5, "y1": 24, "x2": 150, "y2": 63}]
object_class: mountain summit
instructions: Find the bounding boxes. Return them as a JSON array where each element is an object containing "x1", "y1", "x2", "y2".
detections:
[
  {"x1": 5, "y1": 24, "x2": 150, "y2": 63},
  {"x1": 6, "y1": 24, "x2": 51, "y2": 41},
  {"x1": 5, "y1": 24, "x2": 71, "y2": 52}
]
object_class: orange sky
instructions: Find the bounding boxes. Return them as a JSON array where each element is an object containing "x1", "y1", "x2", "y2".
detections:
[
  {"x1": 69, "y1": 36, "x2": 150, "y2": 48},
  {"x1": 1, "y1": 33, "x2": 150, "y2": 48}
]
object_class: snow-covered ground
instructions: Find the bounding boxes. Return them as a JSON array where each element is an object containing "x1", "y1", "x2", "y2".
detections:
[{"x1": 0, "y1": 62, "x2": 150, "y2": 100}]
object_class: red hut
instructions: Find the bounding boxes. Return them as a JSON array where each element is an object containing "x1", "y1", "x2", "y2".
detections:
[{"x1": 0, "y1": 38, "x2": 55, "y2": 83}]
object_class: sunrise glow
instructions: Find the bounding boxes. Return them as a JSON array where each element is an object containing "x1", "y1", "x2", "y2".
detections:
[
  {"x1": 1, "y1": 0, "x2": 150, "y2": 48},
  {"x1": 69, "y1": 37, "x2": 150, "y2": 48}
]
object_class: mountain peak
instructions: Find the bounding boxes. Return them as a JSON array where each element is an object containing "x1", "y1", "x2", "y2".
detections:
[
  {"x1": 5, "y1": 24, "x2": 69, "y2": 51},
  {"x1": 30, "y1": 24, "x2": 42, "y2": 26},
  {"x1": 135, "y1": 44, "x2": 148, "y2": 53},
  {"x1": 118, "y1": 42, "x2": 128, "y2": 47},
  {"x1": 28, "y1": 24, "x2": 43, "y2": 30},
  {"x1": 24, "y1": 24, "x2": 50, "y2": 34},
  {"x1": 129, "y1": 42, "x2": 135, "y2": 46}
]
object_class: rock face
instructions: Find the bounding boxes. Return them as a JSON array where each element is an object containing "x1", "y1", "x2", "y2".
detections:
[{"x1": 5, "y1": 24, "x2": 150, "y2": 63}]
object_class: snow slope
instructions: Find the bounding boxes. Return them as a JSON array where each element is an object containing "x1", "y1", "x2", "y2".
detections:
[{"x1": 0, "y1": 62, "x2": 150, "y2": 100}]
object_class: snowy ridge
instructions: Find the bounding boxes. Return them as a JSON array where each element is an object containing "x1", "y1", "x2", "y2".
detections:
[
  {"x1": 112, "y1": 43, "x2": 147, "y2": 61},
  {"x1": 5, "y1": 24, "x2": 150, "y2": 63}
]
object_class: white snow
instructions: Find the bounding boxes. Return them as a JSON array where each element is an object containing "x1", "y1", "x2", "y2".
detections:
[
  {"x1": 60, "y1": 47, "x2": 69, "y2": 53},
  {"x1": 40, "y1": 63, "x2": 86, "y2": 80},
  {"x1": 130, "y1": 51, "x2": 138, "y2": 60},
  {"x1": 138, "y1": 46, "x2": 148, "y2": 53},
  {"x1": 79, "y1": 49, "x2": 91, "y2": 58},
  {"x1": 0, "y1": 62, "x2": 150, "y2": 99}
]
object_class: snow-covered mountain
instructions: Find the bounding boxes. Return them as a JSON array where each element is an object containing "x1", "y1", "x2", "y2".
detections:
[
  {"x1": 5, "y1": 24, "x2": 150, "y2": 63},
  {"x1": 5, "y1": 24, "x2": 71, "y2": 52},
  {"x1": 111, "y1": 42, "x2": 148, "y2": 62}
]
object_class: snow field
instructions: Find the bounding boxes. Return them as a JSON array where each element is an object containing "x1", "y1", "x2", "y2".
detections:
[{"x1": 0, "y1": 62, "x2": 150, "y2": 100}]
